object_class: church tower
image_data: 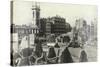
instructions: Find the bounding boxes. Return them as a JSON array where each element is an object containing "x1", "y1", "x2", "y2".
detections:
[{"x1": 32, "y1": 2, "x2": 40, "y2": 27}]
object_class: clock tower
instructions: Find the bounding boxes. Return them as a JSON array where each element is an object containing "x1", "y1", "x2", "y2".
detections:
[{"x1": 32, "y1": 2, "x2": 40, "y2": 27}]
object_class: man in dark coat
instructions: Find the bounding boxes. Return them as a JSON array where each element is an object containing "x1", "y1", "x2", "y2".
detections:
[
  {"x1": 47, "y1": 47, "x2": 57, "y2": 64},
  {"x1": 60, "y1": 47, "x2": 73, "y2": 63},
  {"x1": 48, "y1": 47, "x2": 56, "y2": 58},
  {"x1": 35, "y1": 40, "x2": 43, "y2": 58}
]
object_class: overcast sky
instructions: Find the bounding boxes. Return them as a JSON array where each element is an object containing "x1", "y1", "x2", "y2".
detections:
[{"x1": 13, "y1": 1, "x2": 97, "y2": 26}]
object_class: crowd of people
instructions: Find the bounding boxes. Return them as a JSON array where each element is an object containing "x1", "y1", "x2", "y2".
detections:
[{"x1": 11, "y1": 34, "x2": 88, "y2": 66}]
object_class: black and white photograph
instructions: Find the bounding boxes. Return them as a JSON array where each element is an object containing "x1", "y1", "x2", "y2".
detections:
[{"x1": 10, "y1": 1, "x2": 97, "y2": 66}]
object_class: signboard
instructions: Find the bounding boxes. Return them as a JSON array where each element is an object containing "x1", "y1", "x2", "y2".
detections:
[{"x1": 29, "y1": 34, "x2": 35, "y2": 46}]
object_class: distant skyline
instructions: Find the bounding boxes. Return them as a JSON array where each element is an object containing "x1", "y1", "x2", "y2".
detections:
[{"x1": 13, "y1": 1, "x2": 97, "y2": 26}]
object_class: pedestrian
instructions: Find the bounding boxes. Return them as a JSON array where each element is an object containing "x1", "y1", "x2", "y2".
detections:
[
  {"x1": 79, "y1": 50, "x2": 88, "y2": 62},
  {"x1": 47, "y1": 47, "x2": 57, "y2": 64},
  {"x1": 60, "y1": 47, "x2": 73, "y2": 63},
  {"x1": 48, "y1": 47, "x2": 56, "y2": 58}
]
